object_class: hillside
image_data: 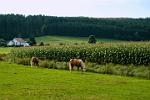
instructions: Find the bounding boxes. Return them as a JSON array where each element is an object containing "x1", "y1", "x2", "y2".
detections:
[
  {"x1": 0, "y1": 14, "x2": 150, "y2": 41},
  {"x1": 35, "y1": 35, "x2": 118, "y2": 44},
  {"x1": 0, "y1": 61, "x2": 150, "y2": 100}
]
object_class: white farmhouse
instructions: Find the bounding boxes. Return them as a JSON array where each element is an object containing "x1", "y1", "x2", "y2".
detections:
[{"x1": 7, "y1": 38, "x2": 30, "y2": 47}]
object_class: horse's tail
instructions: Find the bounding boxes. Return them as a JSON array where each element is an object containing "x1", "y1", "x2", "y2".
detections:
[
  {"x1": 69, "y1": 59, "x2": 72, "y2": 72},
  {"x1": 30, "y1": 57, "x2": 34, "y2": 67}
]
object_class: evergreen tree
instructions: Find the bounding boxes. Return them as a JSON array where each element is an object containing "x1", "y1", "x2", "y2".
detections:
[
  {"x1": 29, "y1": 37, "x2": 36, "y2": 46},
  {"x1": 41, "y1": 24, "x2": 48, "y2": 35},
  {"x1": 88, "y1": 35, "x2": 96, "y2": 44},
  {"x1": 39, "y1": 42, "x2": 44, "y2": 46},
  {"x1": 0, "y1": 14, "x2": 150, "y2": 41},
  {"x1": 0, "y1": 39, "x2": 7, "y2": 47}
]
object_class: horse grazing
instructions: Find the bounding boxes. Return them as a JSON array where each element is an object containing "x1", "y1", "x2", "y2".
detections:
[
  {"x1": 69, "y1": 59, "x2": 86, "y2": 72},
  {"x1": 30, "y1": 57, "x2": 39, "y2": 67}
]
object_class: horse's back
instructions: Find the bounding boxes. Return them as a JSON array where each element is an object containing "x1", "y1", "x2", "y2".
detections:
[
  {"x1": 69, "y1": 59, "x2": 83, "y2": 66},
  {"x1": 69, "y1": 58, "x2": 86, "y2": 72}
]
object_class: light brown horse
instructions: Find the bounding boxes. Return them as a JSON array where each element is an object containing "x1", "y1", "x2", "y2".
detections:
[
  {"x1": 30, "y1": 57, "x2": 39, "y2": 67},
  {"x1": 69, "y1": 59, "x2": 86, "y2": 72}
]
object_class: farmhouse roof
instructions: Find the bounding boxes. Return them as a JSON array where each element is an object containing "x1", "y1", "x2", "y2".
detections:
[{"x1": 14, "y1": 38, "x2": 25, "y2": 42}]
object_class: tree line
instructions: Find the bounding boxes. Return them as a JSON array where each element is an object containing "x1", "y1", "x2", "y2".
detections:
[{"x1": 0, "y1": 14, "x2": 150, "y2": 41}]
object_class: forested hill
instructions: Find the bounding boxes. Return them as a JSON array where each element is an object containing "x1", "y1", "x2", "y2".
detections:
[{"x1": 0, "y1": 14, "x2": 150, "y2": 41}]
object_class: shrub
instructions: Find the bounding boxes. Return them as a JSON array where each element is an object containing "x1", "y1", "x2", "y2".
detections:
[
  {"x1": 59, "y1": 43, "x2": 65, "y2": 45},
  {"x1": 39, "y1": 42, "x2": 44, "y2": 46},
  {"x1": 0, "y1": 54, "x2": 7, "y2": 61},
  {"x1": 13, "y1": 57, "x2": 31, "y2": 65},
  {"x1": 88, "y1": 35, "x2": 96, "y2": 44},
  {"x1": 29, "y1": 37, "x2": 36, "y2": 46},
  {"x1": 0, "y1": 39, "x2": 7, "y2": 47},
  {"x1": 45, "y1": 43, "x2": 50, "y2": 46},
  {"x1": 39, "y1": 60, "x2": 50, "y2": 68},
  {"x1": 74, "y1": 43, "x2": 78, "y2": 45},
  {"x1": 56, "y1": 62, "x2": 68, "y2": 70}
]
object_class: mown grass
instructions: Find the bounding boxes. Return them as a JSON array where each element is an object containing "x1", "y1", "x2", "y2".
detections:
[{"x1": 0, "y1": 61, "x2": 150, "y2": 100}]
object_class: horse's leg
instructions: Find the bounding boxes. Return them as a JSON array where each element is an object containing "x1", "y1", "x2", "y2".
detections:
[
  {"x1": 81, "y1": 61, "x2": 86, "y2": 72},
  {"x1": 83, "y1": 64, "x2": 86, "y2": 72},
  {"x1": 31, "y1": 61, "x2": 33, "y2": 67},
  {"x1": 36, "y1": 63, "x2": 39, "y2": 68},
  {"x1": 33, "y1": 62, "x2": 35, "y2": 67},
  {"x1": 72, "y1": 66, "x2": 74, "y2": 72},
  {"x1": 37, "y1": 62, "x2": 39, "y2": 68},
  {"x1": 81, "y1": 66, "x2": 83, "y2": 72},
  {"x1": 35, "y1": 63, "x2": 38, "y2": 68},
  {"x1": 77, "y1": 66, "x2": 79, "y2": 71}
]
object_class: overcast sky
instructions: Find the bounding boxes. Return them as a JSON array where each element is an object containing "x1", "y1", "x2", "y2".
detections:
[{"x1": 0, "y1": 0, "x2": 150, "y2": 18}]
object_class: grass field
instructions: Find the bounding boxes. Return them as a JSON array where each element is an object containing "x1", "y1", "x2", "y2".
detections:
[
  {"x1": 0, "y1": 61, "x2": 150, "y2": 100},
  {"x1": 0, "y1": 35, "x2": 118, "y2": 54},
  {"x1": 35, "y1": 35, "x2": 118, "y2": 44},
  {"x1": 1, "y1": 36, "x2": 150, "y2": 100},
  {"x1": 0, "y1": 47, "x2": 13, "y2": 54}
]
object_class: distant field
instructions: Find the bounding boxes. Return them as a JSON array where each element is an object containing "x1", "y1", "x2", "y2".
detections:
[
  {"x1": 0, "y1": 61, "x2": 150, "y2": 100},
  {"x1": 35, "y1": 35, "x2": 119, "y2": 44},
  {"x1": 0, "y1": 35, "x2": 118, "y2": 54},
  {"x1": 0, "y1": 47, "x2": 12, "y2": 54}
]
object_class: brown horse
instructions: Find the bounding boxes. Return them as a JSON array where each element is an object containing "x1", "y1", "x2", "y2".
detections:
[
  {"x1": 69, "y1": 59, "x2": 86, "y2": 72},
  {"x1": 30, "y1": 57, "x2": 39, "y2": 67}
]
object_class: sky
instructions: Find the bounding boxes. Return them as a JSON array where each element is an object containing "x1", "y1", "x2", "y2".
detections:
[{"x1": 0, "y1": 0, "x2": 150, "y2": 18}]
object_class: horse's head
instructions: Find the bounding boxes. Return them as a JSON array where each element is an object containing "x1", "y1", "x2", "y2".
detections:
[
  {"x1": 80, "y1": 60, "x2": 86, "y2": 72},
  {"x1": 31, "y1": 57, "x2": 39, "y2": 66}
]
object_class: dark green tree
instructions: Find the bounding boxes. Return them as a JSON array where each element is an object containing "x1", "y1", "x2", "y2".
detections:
[
  {"x1": 39, "y1": 42, "x2": 44, "y2": 46},
  {"x1": 41, "y1": 24, "x2": 48, "y2": 35},
  {"x1": 29, "y1": 37, "x2": 36, "y2": 46},
  {"x1": 0, "y1": 39, "x2": 7, "y2": 47},
  {"x1": 88, "y1": 35, "x2": 96, "y2": 44},
  {"x1": 0, "y1": 14, "x2": 150, "y2": 41}
]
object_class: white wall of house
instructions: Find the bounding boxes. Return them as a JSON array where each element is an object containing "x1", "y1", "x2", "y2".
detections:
[
  {"x1": 7, "y1": 41, "x2": 14, "y2": 46},
  {"x1": 8, "y1": 38, "x2": 30, "y2": 46},
  {"x1": 23, "y1": 43, "x2": 30, "y2": 47},
  {"x1": 13, "y1": 39, "x2": 21, "y2": 46}
]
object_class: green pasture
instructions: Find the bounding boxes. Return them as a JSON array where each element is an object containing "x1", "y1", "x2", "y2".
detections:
[
  {"x1": 35, "y1": 35, "x2": 118, "y2": 44},
  {"x1": 0, "y1": 61, "x2": 150, "y2": 100}
]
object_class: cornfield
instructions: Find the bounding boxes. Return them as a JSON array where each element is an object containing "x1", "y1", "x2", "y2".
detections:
[{"x1": 10, "y1": 42, "x2": 150, "y2": 65}]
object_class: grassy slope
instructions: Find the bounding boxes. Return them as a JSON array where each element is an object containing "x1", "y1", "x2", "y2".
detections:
[
  {"x1": 0, "y1": 62, "x2": 150, "y2": 100},
  {"x1": 0, "y1": 47, "x2": 13, "y2": 54},
  {"x1": 35, "y1": 35, "x2": 118, "y2": 44}
]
